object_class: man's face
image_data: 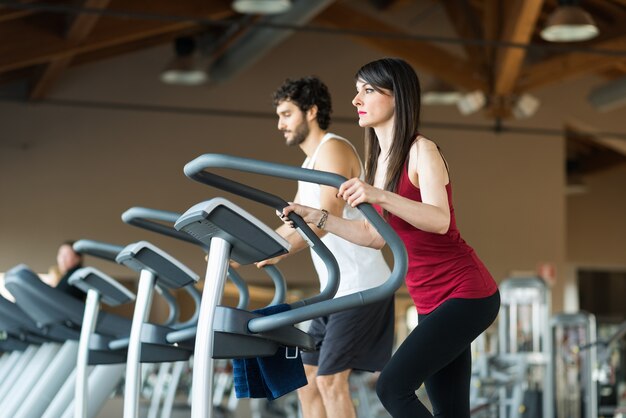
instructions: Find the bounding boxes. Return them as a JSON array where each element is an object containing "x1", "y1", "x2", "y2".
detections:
[{"x1": 276, "y1": 100, "x2": 310, "y2": 147}]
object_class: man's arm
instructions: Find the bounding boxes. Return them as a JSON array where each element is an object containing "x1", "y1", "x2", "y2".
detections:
[{"x1": 257, "y1": 139, "x2": 357, "y2": 266}]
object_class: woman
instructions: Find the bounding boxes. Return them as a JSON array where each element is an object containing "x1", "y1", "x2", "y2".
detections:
[{"x1": 280, "y1": 57, "x2": 500, "y2": 417}]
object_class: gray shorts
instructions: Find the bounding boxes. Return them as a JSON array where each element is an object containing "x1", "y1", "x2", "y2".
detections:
[{"x1": 301, "y1": 296, "x2": 395, "y2": 376}]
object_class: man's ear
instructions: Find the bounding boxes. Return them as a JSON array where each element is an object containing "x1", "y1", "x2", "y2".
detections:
[{"x1": 307, "y1": 105, "x2": 318, "y2": 122}]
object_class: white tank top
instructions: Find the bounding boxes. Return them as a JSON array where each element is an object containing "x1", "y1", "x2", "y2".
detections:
[{"x1": 298, "y1": 133, "x2": 391, "y2": 297}]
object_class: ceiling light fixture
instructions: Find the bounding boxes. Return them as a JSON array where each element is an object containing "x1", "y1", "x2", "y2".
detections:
[
  {"x1": 422, "y1": 91, "x2": 463, "y2": 106},
  {"x1": 456, "y1": 91, "x2": 486, "y2": 115},
  {"x1": 540, "y1": 1, "x2": 599, "y2": 42},
  {"x1": 160, "y1": 37, "x2": 208, "y2": 86},
  {"x1": 512, "y1": 94, "x2": 541, "y2": 119},
  {"x1": 232, "y1": 0, "x2": 292, "y2": 15},
  {"x1": 422, "y1": 80, "x2": 462, "y2": 106}
]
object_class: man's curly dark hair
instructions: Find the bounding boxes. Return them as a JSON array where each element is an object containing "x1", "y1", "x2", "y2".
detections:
[{"x1": 272, "y1": 76, "x2": 332, "y2": 130}]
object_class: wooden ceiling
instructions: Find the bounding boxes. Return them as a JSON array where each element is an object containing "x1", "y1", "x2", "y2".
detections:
[
  {"x1": 1, "y1": 0, "x2": 626, "y2": 119},
  {"x1": 566, "y1": 124, "x2": 626, "y2": 177}
]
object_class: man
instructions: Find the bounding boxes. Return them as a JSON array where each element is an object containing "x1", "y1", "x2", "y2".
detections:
[{"x1": 258, "y1": 76, "x2": 394, "y2": 418}]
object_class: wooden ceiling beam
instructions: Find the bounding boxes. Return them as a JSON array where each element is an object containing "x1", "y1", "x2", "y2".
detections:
[
  {"x1": 494, "y1": 0, "x2": 544, "y2": 95},
  {"x1": 482, "y1": 0, "x2": 501, "y2": 87},
  {"x1": 70, "y1": 29, "x2": 203, "y2": 66},
  {"x1": 0, "y1": 8, "x2": 35, "y2": 23},
  {"x1": 518, "y1": 35, "x2": 626, "y2": 91},
  {"x1": 65, "y1": 0, "x2": 111, "y2": 42},
  {"x1": 382, "y1": 0, "x2": 414, "y2": 11},
  {"x1": 0, "y1": 2, "x2": 234, "y2": 74},
  {"x1": 0, "y1": 66, "x2": 40, "y2": 86},
  {"x1": 315, "y1": 3, "x2": 486, "y2": 91},
  {"x1": 0, "y1": 20, "x2": 192, "y2": 73},
  {"x1": 578, "y1": 150, "x2": 626, "y2": 174},
  {"x1": 441, "y1": 0, "x2": 486, "y2": 73},
  {"x1": 30, "y1": 0, "x2": 112, "y2": 100},
  {"x1": 0, "y1": 0, "x2": 39, "y2": 23},
  {"x1": 585, "y1": 0, "x2": 626, "y2": 23},
  {"x1": 29, "y1": 57, "x2": 73, "y2": 99},
  {"x1": 598, "y1": 64, "x2": 626, "y2": 80}
]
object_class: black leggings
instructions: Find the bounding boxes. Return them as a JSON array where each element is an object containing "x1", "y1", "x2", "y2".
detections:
[{"x1": 376, "y1": 291, "x2": 500, "y2": 418}]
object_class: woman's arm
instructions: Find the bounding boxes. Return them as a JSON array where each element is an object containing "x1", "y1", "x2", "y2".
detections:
[
  {"x1": 338, "y1": 139, "x2": 451, "y2": 234},
  {"x1": 280, "y1": 203, "x2": 386, "y2": 249}
]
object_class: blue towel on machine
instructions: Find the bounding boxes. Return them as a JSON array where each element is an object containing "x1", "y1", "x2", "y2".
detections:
[{"x1": 232, "y1": 303, "x2": 307, "y2": 400}]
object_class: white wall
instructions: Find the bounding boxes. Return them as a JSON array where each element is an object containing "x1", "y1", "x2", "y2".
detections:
[{"x1": 567, "y1": 164, "x2": 626, "y2": 266}]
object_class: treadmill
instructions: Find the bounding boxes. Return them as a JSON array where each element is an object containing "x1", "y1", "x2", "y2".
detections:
[{"x1": 175, "y1": 153, "x2": 408, "y2": 418}]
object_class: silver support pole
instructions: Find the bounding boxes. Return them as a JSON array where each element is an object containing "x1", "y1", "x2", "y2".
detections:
[
  {"x1": 75, "y1": 289, "x2": 100, "y2": 418},
  {"x1": 124, "y1": 269, "x2": 156, "y2": 418},
  {"x1": 0, "y1": 345, "x2": 39, "y2": 401},
  {"x1": 510, "y1": 302, "x2": 517, "y2": 353},
  {"x1": 42, "y1": 368, "x2": 79, "y2": 418},
  {"x1": 0, "y1": 354, "x2": 10, "y2": 376},
  {"x1": 543, "y1": 296, "x2": 553, "y2": 418},
  {"x1": 0, "y1": 351, "x2": 21, "y2": 379},
  {"x1": 191, "y1": 237, "x2": 231, "y2": 418},
  {"x1": 161, "y1": 361, "x2": 186, "y2": 418},
  {"x1": 148, "y1": 362, "x2": 171, "y2": 418},
  {"x1": 0, "y1": 343, "x2": 60, "y2": 417},
  {"x1": 589, "y1": 316, "x2": 598, "y2": 418},
  {"x1": 14, "y1": 340, "x2": 79, "y2": 418},
  {"x1": 61, "y1": 364, "x2": 126, "y2": 418},
  {"x1": 532, "y1": 301, "x2": 540, "y2": 352}
]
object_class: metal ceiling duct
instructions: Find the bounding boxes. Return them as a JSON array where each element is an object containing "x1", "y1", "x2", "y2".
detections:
[
  {"x1": 209, "y1": 0, "x2": 334, "y2": 83},
  {"x1": 588, "y1": 76, "x2": 626, "y2": 113}
]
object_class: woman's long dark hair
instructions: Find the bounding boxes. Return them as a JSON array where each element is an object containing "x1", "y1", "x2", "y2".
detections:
[{"x1": 356, "y1": 58, "x2": 421, "y2": 200}]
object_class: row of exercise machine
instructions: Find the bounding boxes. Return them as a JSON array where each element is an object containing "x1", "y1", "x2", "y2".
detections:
[
  {"x1": 2, "y1": 153, "x2": 625, "y2": 418},
  {"x1": 0, "y1": 154, "x2": 408, "y2": 418},
  {"x1": 471, "y1": 276, "x2": 626, "y2": 418}
]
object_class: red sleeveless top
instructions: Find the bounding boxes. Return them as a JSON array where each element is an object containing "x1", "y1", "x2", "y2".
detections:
[{"x1": 378, "y1": 167, "x2": 498, "y2": 314}]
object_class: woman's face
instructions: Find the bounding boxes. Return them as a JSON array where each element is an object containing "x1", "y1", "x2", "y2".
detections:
[
  {"x1": 352, "y1": 79, "x2": 395, "y2": 129},
  {"x1": 57, "y1": 244, "x2": 81, "y2": 274}
]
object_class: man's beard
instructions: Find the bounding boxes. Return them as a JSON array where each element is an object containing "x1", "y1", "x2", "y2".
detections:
[{"x1": 285, "y1": 120, "x2": 309, "y2": 146}]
